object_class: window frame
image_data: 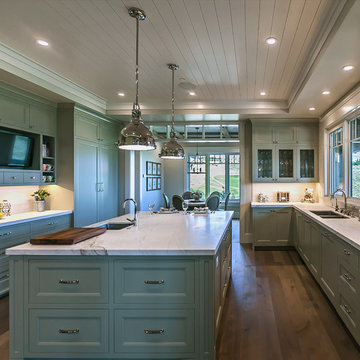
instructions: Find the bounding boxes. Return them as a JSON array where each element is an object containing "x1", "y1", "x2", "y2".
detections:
[
  {"x1": 329, "y1": 125, "x2": 345, "y2": 194},
  {"x1": 349, "y1": 117, "x2": 360, "y2": 198},
  {"x1": 187, "y1": 152, "x2": 240, "y2": 200}
]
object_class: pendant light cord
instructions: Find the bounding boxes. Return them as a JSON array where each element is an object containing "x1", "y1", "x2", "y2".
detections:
[
  {"x1": 171, "y1": 66, "x2": 175, "y2": 134},
  {"x1": 135, "y1": 16, "x2": 139, "y2": 109}
]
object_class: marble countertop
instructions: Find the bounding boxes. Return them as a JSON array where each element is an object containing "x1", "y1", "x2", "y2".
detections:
[
  {"x1": 6, "y1": 211, "x2": 234, "y2": 256},
  {"x1": 252, "y1": 202, "x2": 360, "y2": 251},
  {"x1": 251, "y1": 201, "x2": 306, "y2": 207},
  {"x1": 0, "y1": 210, "x2": 73, "y2": 227}
]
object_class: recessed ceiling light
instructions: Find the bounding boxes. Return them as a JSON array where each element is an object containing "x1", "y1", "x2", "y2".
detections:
[
  {"x1": 343, "y1": 65, "x2": 354, "y2": 71},
  {"x1": 36, "y1": 39, "x2": 49, "y2": 47},
  {"x1": 308, "y1": 107, "x2": 316, "y2": 111},
  {"x1": 189, "y1": 92, "x2": 196, "y2": 96},
  {"x1": 118, "y1": 92, "x2": 125, "y2": 97},
  {"x1": 260, "y1": 91, "x2": 266, "y2": 96},
  {"x1": 322, "y1": 90, "x2": 330, "y2": 95},
  {"x1": 266, "y1": 37, "x2": 277, "y2": 45}
]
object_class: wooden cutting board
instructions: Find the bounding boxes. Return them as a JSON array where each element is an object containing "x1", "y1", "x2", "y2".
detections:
[{"x1": 30, "y1": 227, "x2": 107, "y2": 245}]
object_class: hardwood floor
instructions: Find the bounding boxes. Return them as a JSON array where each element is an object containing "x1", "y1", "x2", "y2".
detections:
[
  {"x1": 0, "y1": 222, "x2": 358, "y2": 360},
  {"x1": 216, "y1": 244, "x2": 360, "y2": 360}
]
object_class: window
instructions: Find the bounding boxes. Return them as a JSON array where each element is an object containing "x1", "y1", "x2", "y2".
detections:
[
  {"x1": 187, "y1": 154, "x2": 240, "y2": 199},
  {"x1": 329, "y1": 128, "x2": 343, "y2": 192},
  {"x1": 350, "y1": 117, "x2": 360, "y2": 197}
]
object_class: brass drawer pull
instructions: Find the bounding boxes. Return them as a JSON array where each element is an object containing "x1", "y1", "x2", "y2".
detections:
[
  {"x1": 343, "y1": 274, "x2": 352, "y2": 282},
  {"x1": 144, "y1": 329, "x2": 164, "y2": 335},
  {"x1": 144, "y1": 280, "x2": 165, "y2": 285},
  {"x1": 343, "y1": 304, "x2": 352, "y2": 314},
  {"x1": 59, "y1": 329, "x2": 80, "y2": 334},
  {"x1": 0, "y1": 273, "x2": 9, "y2": 281},
  {"x1": 59, "y1": 279, "x2": 80, "y2": 284},
  {"x1": 30, "y1": 176, "x2": 36, "y2": 180},
  {"x1": 48, "y1": 221, "x2": 57, "y2": 225},
  {"x1": 11, "y1": 176, "x2": 16, "y2": 180},
  {"x1": 343, "y1": 249, "x2": 351, "y2": 256}
]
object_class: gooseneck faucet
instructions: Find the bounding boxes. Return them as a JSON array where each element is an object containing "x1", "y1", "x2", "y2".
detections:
[
  {"x1": 332, "y1": 188, "x2": 347, "y2": 213},
  {"x1": 122, "y1": 198, "x2": 137, "y2": 226}
]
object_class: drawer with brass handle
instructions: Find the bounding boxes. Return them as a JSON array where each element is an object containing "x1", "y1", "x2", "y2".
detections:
[
  {"x1": 339, "y1": 245, "x2": 359, "y2": 272},
  {"x1": 3, "y1": 171, "x2": 23, "y2": 184}
]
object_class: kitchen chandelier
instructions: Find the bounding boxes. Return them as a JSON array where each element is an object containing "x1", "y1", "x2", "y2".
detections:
[
  {"x1": 159, "y1": 64, "x2": 185, "y2": 160},
  {"x1": 116, "y1": 8, "x2": 156, "y2": 151}
]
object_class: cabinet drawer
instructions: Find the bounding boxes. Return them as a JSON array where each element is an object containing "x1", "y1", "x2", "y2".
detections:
[
  {"x1": 0, "y1": 270, "x2": 9, "y2": 296},
  {"x1": 338, "y1": 293, "x2": 359, "y2": 340},
  {"x1": 29, "y1": 309, "x2": 109, "y2": 354},
  {"x1": 0, "y1": 223, "x2": 30, "y2": 243},
  {"x1": 3, "y1": 171, "x2": 23, "y2": 185},
  {"x1": 30, "y1": 215, "x2": 71, "y2": 237},
  {"x1": 114, "y1": 260, "x2": 195, "y2": 304},
  {"x1": 23, "y1": 171, "x2": 41, "y2": 184},
  {"x1": 339, "y1": 245, "x2": 359, "y2": 273},
  {"x1": 339, "y1": 263, "x2": 359, "y2": 298},
  {"x1": 28, "y1": 259, "x2": 109, "y2": 304},
  {"x1": 114, "y1": 309, "x2": 195, "y2": 354}
]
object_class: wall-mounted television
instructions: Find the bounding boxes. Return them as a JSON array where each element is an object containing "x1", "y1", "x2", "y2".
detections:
[{"x1": 0, "y1": 129, "x2": 34, "y2": 168}]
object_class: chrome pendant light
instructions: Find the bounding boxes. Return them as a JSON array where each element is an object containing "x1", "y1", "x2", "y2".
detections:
[
  {"x1": 159, "y1": 64, "x2": 185, "y2": 159},
  {"x1": 117, "y1": 8, "x2": 156, "y2": 151}
]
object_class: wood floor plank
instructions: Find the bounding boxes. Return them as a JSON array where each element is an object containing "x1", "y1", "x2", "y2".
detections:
[{"x1": 216, "y1": 244, "x2": 360, "y2": 360}]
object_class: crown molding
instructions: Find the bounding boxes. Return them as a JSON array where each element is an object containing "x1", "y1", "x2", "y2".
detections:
[
  {"x1": 0, "y1": 43, "x2": 107, "y2": 113},
  {"x1": 287, "y1": 0, "x2": 355, "y2": 112}
]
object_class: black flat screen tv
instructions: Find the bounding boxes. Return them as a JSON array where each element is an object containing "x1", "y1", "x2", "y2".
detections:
[{"x1": 0, "y1": 129, "x2": 34, "y2": 168}]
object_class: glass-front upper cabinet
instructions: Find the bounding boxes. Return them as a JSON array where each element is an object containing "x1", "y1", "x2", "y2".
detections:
[
  {"x1": 296, "y1": 146, "x2": 317, "y2": 182},
  {"x1": 254, "y1": 146, "x2": 275, "y2": 182},
  {"x1": 278, "y1": 149, "x2": 294, "y2": 180}
]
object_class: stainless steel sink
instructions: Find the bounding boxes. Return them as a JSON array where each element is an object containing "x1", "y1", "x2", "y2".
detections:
[
  {"x1": 310, "y1": 210, "x2": 349, "y2": 219},
  {"x1": 99, "y1": 222, "x2": 133, "y2": 230}
]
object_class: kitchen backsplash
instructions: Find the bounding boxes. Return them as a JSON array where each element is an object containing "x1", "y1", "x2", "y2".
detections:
[
  {"x1": 0, "y1": 186, "x2": 39, "y2": 214},
  {"x1": 252, "y1": 183, "x2": 321, "y2": 202}
]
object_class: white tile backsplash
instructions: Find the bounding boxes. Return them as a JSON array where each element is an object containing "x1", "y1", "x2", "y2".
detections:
[
  {"x1": 0, "y1": 186, "x2": 40, "y2": 214},
  {"x1": 252, "y1": 183, "x2": 320, "y2": 202}
]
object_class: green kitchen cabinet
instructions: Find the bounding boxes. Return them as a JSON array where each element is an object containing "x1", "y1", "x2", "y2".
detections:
[
  {"x1": 29, "y1": 103, "x2": 57, "y2": 136},
  {"x1": 74, "y1": 140, "x2": 99, "y2": 227},
  {"x1": 0, "y1": 93, "x2": 29, "y2": 129},
  {"x1": 253, "y1": 207, "x2": 292, "y2": 247},
  {"x1": 73, "y1": 109, "x2": 119, "y2": 227},
  {"x1": 309, "y1": 222, "x2": 321, "y2": 280}
]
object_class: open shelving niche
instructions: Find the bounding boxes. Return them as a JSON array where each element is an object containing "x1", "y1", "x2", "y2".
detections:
[{"x1": 41, "y1": 135, "x2": 56, "y2": 184}]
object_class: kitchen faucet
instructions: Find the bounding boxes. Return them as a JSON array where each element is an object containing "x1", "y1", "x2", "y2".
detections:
[
  {"x1": 332, "y1": 188, "x2": 347, "y2": 214},
  {"x1": 122, "y1": 198, "x2": 137, "y2": 226}
]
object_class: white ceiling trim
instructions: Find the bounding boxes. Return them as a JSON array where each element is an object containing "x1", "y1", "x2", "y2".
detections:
[
  {"x1": 287, "y1": 0, "x2": 355, "y2": 111},
  {"x1": 0, "y1": 42, "x2": 107, "y2": 113}
]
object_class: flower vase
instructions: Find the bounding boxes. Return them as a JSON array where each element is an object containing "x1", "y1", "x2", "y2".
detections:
[{"x1": 36, "y1": 200, "x2": 45, "y2": 212}]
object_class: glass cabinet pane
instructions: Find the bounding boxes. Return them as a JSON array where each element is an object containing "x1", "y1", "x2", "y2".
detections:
[
  {"x1": 257, "y1": 149, "x2": 272, "y2": 178},
  {"x1": 300, "y1": 149, "x2": 314, "y2": 178},
  {"x1": 278, "y1": 149, "x2": 293, "y2": 178}
]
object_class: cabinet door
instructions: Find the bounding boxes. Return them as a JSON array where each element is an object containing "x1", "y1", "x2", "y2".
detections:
[
  {"x1": 302, "y1": 218, "x2": 312, "y2": 263},
  {"x1": 98, "y1": 145, "x2": 118, "y2": 222},
  {"x1": 75, "y1": 112, "x2": 99, "y2": 142},
  {"x1": 276, "y1": 147, "x2": 295, "y2": 182},
  {"x1": 310, "y1": 223, "x2": 321, "y2": 280},
  {"x1": 29, "y1": 104, "x2": 56, "y2": 135},
  {"x1": 253, "y1": 145, "x2": 276, "y2": 182},
  {"x1": 74, "y1": 140, "x2": 98, "y2": 227},
  {"x1": 99, "y1": 121, "x2": 119, "y2": 145},
  {"x1": 294, "y1": 211, "x2": 303, "y2": 248},
  {"x1": 296, "y1": 125, "x2": 317, "y2": 144},
  {"x1": 274, "y1": 208, "x2": 292, "y2": 245},
  {"x1": 296, "y1": 146, "x2": 317, "y2": 182},
  {"x1": 320, "y1": 233, "x2": 338, "y2": 304},
  {"x1": 253, "y1": 126, "x2": 274, "y2": 143},
  {"x1": 274, "y1": 127, "x2": 296, "y2": 144},
  {"x1": 0, "y1": 94, "x2": 29, "y2": 129},
  {"x1": 253, "y1": 209, "x2": 275, "y2": 245},
  {"x1": 0, "y1": 172, "x2": 3, "y2": 184}
]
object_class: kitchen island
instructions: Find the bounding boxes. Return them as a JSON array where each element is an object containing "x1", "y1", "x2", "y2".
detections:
[{"x1": 6, "y1": 211, "x2": 233, "y2": 360}]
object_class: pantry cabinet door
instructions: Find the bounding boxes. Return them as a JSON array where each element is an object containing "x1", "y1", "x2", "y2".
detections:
[{"x1": 274, "y1": 208, "x2": 292, "y2": 245}]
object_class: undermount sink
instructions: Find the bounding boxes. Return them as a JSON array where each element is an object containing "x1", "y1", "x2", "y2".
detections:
[
  {"x1": 310, "y1": 210, "x2": 349, "y2": 219},
  {"x1": 99, "y1": 222, "x2": 133, "y2": 230}
]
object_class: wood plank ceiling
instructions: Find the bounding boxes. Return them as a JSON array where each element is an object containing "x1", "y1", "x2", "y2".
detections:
[{"x1": 0, "y1": 0, "x2": 355, "y2": 116}]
